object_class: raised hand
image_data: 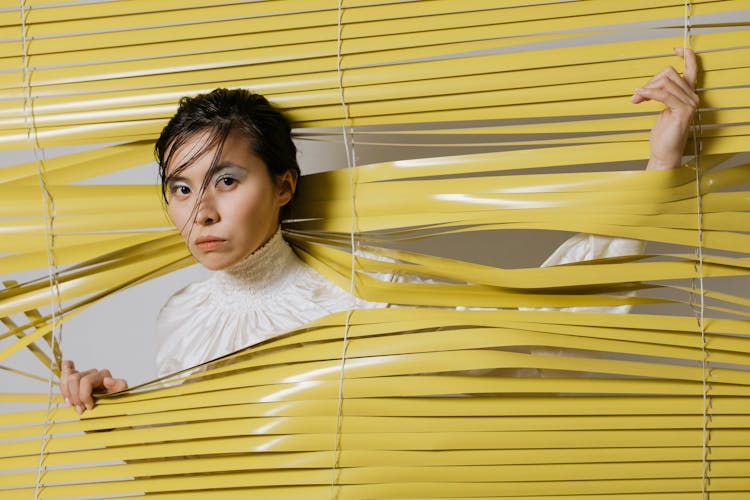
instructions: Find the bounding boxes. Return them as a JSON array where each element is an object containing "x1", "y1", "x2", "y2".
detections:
[
  {"x1": 631, "y1": 47, "x2": 699, "y2": 170},
  {"x1": 60, "y1": 360, "x2": 128, "y2": 414}
]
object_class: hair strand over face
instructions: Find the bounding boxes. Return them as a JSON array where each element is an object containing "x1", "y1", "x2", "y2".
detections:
[{"x1": 155, "y1": 88, "x2": 301, "y2": 209}]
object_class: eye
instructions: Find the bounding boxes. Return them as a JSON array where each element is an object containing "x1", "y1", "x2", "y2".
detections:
[
  {"x1": 217, "y1": 175, "x2": 237, "y2": 188},
  {"x1": 168, "y1": 183, "x2": 191, "y2": 198}
]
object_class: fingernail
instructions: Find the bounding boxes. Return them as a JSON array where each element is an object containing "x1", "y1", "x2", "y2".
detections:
[
  {"x1": 75, "y1": 405, "x2": 83, "y2": 414},
  {"x1": 64, "y1": 397, "x2": 71, "y2": 407},
  {"x1": 85, "y1": 402, "x2": 93, "y2": 411}
]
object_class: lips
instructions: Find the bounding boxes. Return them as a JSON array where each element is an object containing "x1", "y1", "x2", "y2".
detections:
[{"x1": 194, "y1": 236, "x2": 226, "y2": 251}]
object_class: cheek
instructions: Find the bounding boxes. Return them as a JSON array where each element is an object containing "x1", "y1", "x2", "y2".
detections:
[
  {"x1": 234, "y1": 188, "x2": 277, "y2": 223},
  {"x1": 168, "y1": 203, "x2": 191, "y2": 233},
  {"x1": 230, "y1": 201, "x2": 264, "y2": 228}
]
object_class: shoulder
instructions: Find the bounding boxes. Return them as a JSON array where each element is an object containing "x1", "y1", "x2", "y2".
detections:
[
  {"x1": 154, "y1": 279, "x2": 212, "y2": 351},
  {"x1": 157, "y1": 279, "x2": 210, "y2": 322},
  {"x1": 153, "y1": 279, "x2": 214, "y2": 378},
  {"x1": 541, "y1": 234, "x2": 646, "y2": 267}
]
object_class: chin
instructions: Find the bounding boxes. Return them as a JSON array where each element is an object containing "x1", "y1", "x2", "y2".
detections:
[
  {"x1": 201, "y1": 262, "x2": 226, "y2": 271},
  {"x1": 194, "y1": 253, "x2": 236, "y2": 271},
  {"x1": 201, "y1": 258, "x2": 236, "y2": 271}
]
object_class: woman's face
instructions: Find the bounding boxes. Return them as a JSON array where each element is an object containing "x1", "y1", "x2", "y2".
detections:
[{"x1": 165, "y1": 129, "x2": 295, "y2": 270}]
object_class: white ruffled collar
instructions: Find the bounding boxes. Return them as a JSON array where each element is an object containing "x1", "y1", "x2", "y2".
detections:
[
  {"x1": 209, "y1": 228, "x2": 301, "y2": 300},
  {"x1": 155, "y1": 227, "x2": 363, "y2": 377}
]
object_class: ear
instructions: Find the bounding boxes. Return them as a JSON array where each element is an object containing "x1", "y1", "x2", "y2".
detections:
[{"x1": 275, "y1": 170, "x2": 297, "y2": 207}]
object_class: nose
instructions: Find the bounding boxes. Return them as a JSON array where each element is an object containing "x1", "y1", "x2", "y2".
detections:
[{"x1": 195, "y1": 191, "x2": 219, "y2": 226}]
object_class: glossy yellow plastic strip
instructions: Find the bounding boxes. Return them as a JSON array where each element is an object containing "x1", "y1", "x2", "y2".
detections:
[
  {"x1": 7, "y1": 51, "x2": 749, "y2": 127},
  {"x1": 0, "y1": 12, "x2": 745, "y2": 150},
  {"x1": 0, "y1": 0, "x2": 721, "y2": 54},
  {"x1": 1, "y1": 1, "x2": 748, "y2": 498},
  {"x1": 0, "y1": 34, "x2": 741, "y2": 133}
]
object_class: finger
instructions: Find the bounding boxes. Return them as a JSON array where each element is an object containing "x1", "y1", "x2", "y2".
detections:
[
  {"x1": 79, "y1": 371, "x2": 107, "y2": 411},
  {"x1": 66, "y1": 376, "x2": 81, "y2": 412},
  {"x1": 59, "y1": 377, "x2": 71, "y2": 407},
  {"x1": 630, "y1": 66, "x2": 678, "y2": 104},
  {"x1": 664, "y1": 68, "x2": 699, "y2": 105},
  {"x1": 643, "y1": 65, "x2": 673, "y2": 87},
  {"x1": 67, "y1": 368, "x2": 96, "y2": 412},
  {"x1": 648, "y1": 80, "x2": 695, "y2": 109},
  {"x1": 59, "y1": 361, "x2": 73, "y2": 405},
  {"x1": 640, "y1": 67, "x2": 690, "y2": 96},
  {"x1": 99, "y1": 369, "x2": 127, "y2": 393},
  {"x1": 675, "y1": 47, "x2": 698, "y2": 90},
  {"x1": 631, "y1": 55, "x2": 700, "y2": 107},
  {"x1": 103, "y1": 377, "x2": 129, "y2": 393},
  {"x1": 65, "y1": 373, "x2": 82, "y2": 411},
  {"x1": 634, "y1": 86, "x2": 694, "y2": 116},
  {"x1": 636, "y1": 74, "x2": 697, "y2": 109}
]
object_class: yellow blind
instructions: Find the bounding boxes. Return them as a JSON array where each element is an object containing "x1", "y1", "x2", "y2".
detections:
[{"x1": 1, "y1": 0, "x2": 749, "y2": 498}]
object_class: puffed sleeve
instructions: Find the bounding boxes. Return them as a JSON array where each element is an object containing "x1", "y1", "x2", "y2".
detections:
[
  {"x1": 541, "y1": 233, "x2": 646, "y2": 268},
  {"x1": 153, "y1": 281, "x2": 222, "y2": 379},
  {"x1": 536, "y1": 233, "x2": 646, "y2": 313}
]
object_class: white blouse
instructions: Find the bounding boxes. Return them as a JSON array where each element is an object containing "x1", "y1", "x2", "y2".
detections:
[{"x1": 155, "y1": 229, "x2": 645, "y2": 378}]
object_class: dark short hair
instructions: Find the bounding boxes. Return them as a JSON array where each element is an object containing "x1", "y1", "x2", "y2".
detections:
[{"x1": 155, "y1": 88, "x2": 300, "y2": 203}]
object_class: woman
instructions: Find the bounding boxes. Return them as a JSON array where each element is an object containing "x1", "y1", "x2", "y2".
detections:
[{"x1": 60, "y1": 48, "x2": 699, "y2": 414}]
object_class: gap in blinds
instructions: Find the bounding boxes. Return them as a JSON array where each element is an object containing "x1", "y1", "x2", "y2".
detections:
[{"x1": 0, "y1": 0, "x2": 749, "y2": 498}]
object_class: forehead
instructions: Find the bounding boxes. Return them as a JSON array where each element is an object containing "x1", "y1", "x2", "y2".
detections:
[{"x1": 166, "y1": 129, "x2": 254, "y2": 177}]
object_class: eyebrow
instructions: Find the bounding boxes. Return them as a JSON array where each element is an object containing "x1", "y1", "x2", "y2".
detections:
[{"x1": 210, "y1": 161, "x2": 247, "y2": 174}]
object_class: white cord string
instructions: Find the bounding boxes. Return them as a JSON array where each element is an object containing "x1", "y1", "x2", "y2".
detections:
[
  {"x1": 330, "y1": 1, "x2": 357, "y2": 497},
  {"x1": 684, "y1": 1, "x2": 709, "y2": 497},
  {"x1": 683, "y1": 1, "x2": 690, "y2": 53},
  {"x1": 22, "y1": 1, "x2": 64, "y2": 498}
]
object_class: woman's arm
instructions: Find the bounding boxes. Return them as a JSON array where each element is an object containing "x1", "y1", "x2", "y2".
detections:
[
  {"x1": 59, "y1": 359, "x2": 128, "y2": 414},
  {"x1": 632, "y1": 47, "x2": 699, "y2": 171},
  {"x1": 537, "y1": 49, "x2": 699, "y2": 309}
]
